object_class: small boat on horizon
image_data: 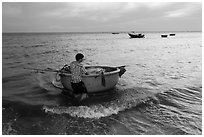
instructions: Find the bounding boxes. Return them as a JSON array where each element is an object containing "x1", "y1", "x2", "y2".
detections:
[
  {"x1": 112, "y1": 32, "x2": 119, "y2": 34},
  {"x1": 169, "y1": 33, "x2": 176, "y2": 36},
  {"x1": 161, "y1": 34, "x2": 168, "y2": 38},
  {"x1": 128, "y1": 33, "x2": 145, "y2": 38}
]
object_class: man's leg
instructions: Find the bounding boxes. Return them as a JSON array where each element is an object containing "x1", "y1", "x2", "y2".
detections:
[
  {"x1": 78, "y1": 81, "x2": 88, "y2": 100},
  {"x1": 71, "y1": 82, "x2": 88, "y2": 101}
]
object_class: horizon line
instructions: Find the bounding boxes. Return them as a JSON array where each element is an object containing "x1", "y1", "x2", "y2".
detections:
[{"x1": 2, "y1": 30, "x2": 202, "y2": 34}]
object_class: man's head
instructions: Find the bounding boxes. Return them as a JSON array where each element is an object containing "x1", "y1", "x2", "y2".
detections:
[{"x1": 75, "y1": 53, "x2": 84, "y2": 62}]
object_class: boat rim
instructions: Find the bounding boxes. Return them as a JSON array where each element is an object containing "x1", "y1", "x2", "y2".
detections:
[{"x1": 59, "y1": 66, "x2": 120, "y2": 77}]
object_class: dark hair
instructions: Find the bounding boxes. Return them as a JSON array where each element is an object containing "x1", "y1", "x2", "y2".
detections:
[{"x1": 75, "y1": 53, "x2": 84, "y2": 61}]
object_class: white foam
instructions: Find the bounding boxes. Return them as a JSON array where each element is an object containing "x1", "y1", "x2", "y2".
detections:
[
  {"x1": 43, "y1": 104, "x2": 122, "y2": 119},
  {"x1": 2, "y1": 121, "x2": 17, "y2": 135},
  {"x1": 43, "y1": 88, "x2": 154, "y2": 119},
  {"x1": 43, "y1": 99, "x2": 149, "y2": 119}
]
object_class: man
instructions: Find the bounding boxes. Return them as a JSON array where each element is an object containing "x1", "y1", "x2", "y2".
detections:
[{"x1": 70, "y1": 53, "x2": 89, "y2": 101}]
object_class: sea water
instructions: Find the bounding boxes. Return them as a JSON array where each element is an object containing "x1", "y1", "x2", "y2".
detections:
[{"x1": 2, "y1": 32, "x2": 202, "y2": 135}]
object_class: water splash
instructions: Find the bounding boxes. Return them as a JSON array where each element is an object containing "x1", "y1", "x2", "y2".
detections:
[
  {"x1": 2, "y1": 121, "x2": 18, "y2": 135},
  {"x1": 43, "y1": 104, "x2": 120, "y2": 119},
  {"x1": 43, "y1": 88, "x2": 156, "y2": 119}
]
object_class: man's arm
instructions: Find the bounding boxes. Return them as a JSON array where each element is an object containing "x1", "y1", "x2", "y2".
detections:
[{"x1": 81, "y1": 65, "x2": 89, "y2": 75}]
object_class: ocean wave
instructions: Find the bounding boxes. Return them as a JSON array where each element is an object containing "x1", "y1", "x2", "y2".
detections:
[
  {"x1": 2, "y1": 73, "x2": 31, "y2": 84},
  {"x1": 2, "y1": 107, "x2": 18, "y2": 135},
  {"x1": 31, "y1": 44, "x2": 46, "y2": 48},
  {"x1": 43, "y1": 104, "x2": 120, "y2": 119},
  {"x1": 156, "y1": 86, "x2": 202, "y2": 107},
  {"x1": 2, "y1": 121, "x2": 18, "y2": 135},
  {"x1": 42, "y1": 92, "x2": 157, "y2": 119},
  {"x1": 33, "y1": 50, "x2": 59, "y2": 56}
]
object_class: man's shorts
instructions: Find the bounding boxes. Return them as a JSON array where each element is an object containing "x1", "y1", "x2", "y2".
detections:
[{"x1": 71, "y1": 81, "x2": 88, "y2": 94}]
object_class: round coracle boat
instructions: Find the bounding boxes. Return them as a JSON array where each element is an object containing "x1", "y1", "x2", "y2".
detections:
[{"x1": 58, "y1": 66, "x2": 126, "y2": 93}]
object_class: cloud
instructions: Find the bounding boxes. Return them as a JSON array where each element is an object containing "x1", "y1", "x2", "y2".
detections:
[
  {"x1": 165, "y1": 10, "x2": 186, "y2": 18},
  {"x1": 2, "y1": 2, "x2": 202, "y2": 32},
  {"x1": 38, "y1": 3, "x2": 140, "y2": 22},
  {"x1": 60, "y1": 3, "x2": 139, "y2": 21},
  {"x1": 164, "y1": 3, "x2": 201, "y2": 18},
  {"x1": 2, "y1": 3, "x2": 22, "y2": 17},
  {"x1": 144, "y1": 2, "x2": 170, "y2": 9}
]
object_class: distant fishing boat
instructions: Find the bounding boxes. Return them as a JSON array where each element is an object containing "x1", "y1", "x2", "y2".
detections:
[
  {"x1": 169, "y1": 33, "x2": 176, "y2": 36},
  {"x1": 128, "y1": 33, "x2": 145, "y2": 38},
  {"x1": 58, "y1": 66, "x2": 126, "y2": 93},
  {"x1": 161, "y1": 34, "x2": 168, "y2": 38},
  {"x1": 112, "y1": 32, "x2": 119, "y2": 34}
]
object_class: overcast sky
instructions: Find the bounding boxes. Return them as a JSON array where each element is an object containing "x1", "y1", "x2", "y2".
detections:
[{"x1": 2, "y1": 2, "x2": 202, "y2": 32}]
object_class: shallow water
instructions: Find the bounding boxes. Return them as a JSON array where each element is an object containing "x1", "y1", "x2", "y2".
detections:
[{"x1": 2, "y1": 32, "x2": 202, "y2": 135}]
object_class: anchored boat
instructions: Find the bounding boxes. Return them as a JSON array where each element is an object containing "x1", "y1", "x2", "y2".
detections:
[
  {"x1": 161, "y1": 34, "x2": 168, "y2": 38},
  {"x1": 169, "y1": 33, "x2": 176, "y2": 36},
  {"x1": 128, "y1": 33, "x2": 145, "y2": 38},
  {"x1": 58, "y1": 66, "x2": 126, "y2": 93},
  {"x1": 112, "y1": 32, "x2": 119, "y2": 34}
]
